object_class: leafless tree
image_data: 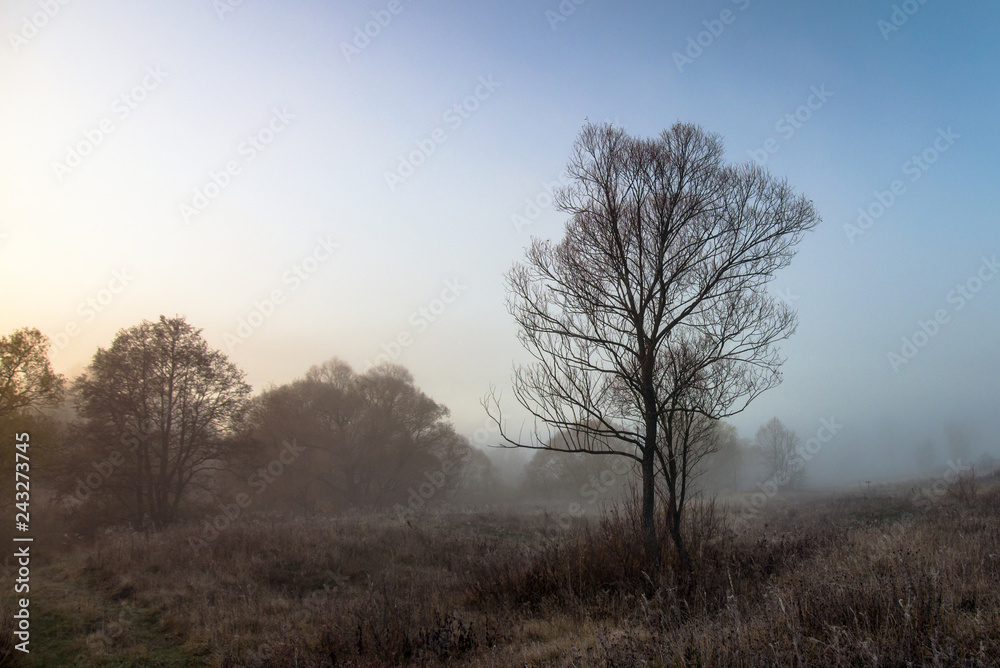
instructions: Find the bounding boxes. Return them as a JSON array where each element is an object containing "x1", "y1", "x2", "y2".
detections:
[
  {"x1": 652, "y1": 341, "x2": 726, "y2": 569},
  {"x1": 74, "y1": 316, "x2": 251, "y2": 527},
  {"x1": 755, "y1": 417, "x2": 803, "y2": 490},
  {"x1": 486, "y1": 122, "x2": 819, "y2": 567}
]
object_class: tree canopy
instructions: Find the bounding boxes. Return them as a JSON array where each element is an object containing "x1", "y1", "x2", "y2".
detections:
[
  {"x1": 73, "y1": 315, "x2": 251, "y2": 527},
  {"x1": 0, "y1": 327, "x2": 65, "y2": 419},
  {"x1": 242, "y1": 359, "x2": 483, "y2": 512}
]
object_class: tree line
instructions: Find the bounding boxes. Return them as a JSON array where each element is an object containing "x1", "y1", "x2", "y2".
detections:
[
  {"x1": 0, "y1": 318, "x2": 494, "y2": 534},
  {"x1": 1, "y1": 316, "x2": 814, "y2": 543}
]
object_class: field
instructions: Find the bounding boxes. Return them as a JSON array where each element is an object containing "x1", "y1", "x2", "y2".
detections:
[{"x1": 3, "y1": 475, "x2": 1000, "y2": 667}]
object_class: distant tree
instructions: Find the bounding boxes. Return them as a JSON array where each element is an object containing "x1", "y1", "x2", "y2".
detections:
[
  {"x1": 354, "y1": 364, "x2": 468, "y2": 504},
  {"x1": 243, "y1": 360, "x2": 476, "y2": 512},
  {"x1": 755, "y1": 417, "x2": 802, "y2": 489},
  {"x1": 487, "y1": 122, "x2": 819, "y2": 568},
  {"x1": 522, "y1": 449, "x2": 579, "y2": 499},
  {"x1": 693, "y1": 421, "x2": 745, "y2": 494},
  {"x1": 451, "y1": 447, "x2": 501, "y2": 503},
  {"x1": 944, "y1": 421, "x2": 971, "y2": 466},
  {"x1": 914, "y1": 437, "x2": 938, "y2": 474},
  {"x1": 72, "y1": 316, "x2": 251, "y2": 528},
  {"x1": 521, "y1": 427, "x2": 635, "y2": 501},
  {"x1": 0, "y1": 327, "x2": 65, "y2": 419}
]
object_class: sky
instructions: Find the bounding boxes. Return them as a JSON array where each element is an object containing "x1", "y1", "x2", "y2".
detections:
[{"x1": 2, "y1": 0, "x2": 998, "y2": 484}]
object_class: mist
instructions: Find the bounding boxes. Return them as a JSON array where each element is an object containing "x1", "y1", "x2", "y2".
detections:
[{"x1": 2, "y1": 1, "x2": 999, "y2": 664}]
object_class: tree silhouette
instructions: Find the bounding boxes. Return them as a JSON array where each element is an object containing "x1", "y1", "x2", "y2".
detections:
[
  {"x1": 74, "y1": 316, "x2": 251, "y2": 527},
  {"x1": 487, "y1": 122, "x2": 819, "y2": 568},
  {"x1": 756, "y1": 417, "x2": 803, "y2": 490},
  {"x1": 0, "y1": 327, "x2": 65, "y2": 419}
]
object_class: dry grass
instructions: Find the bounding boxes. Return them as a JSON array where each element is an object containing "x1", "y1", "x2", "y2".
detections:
[{"x1": 3, "y1": 480, "x2": 1000, "y2": 666}]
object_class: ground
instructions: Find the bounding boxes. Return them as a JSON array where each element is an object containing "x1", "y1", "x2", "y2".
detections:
[{"x1": 2, "y1": 475, "x2": 1000, "y2": 667}]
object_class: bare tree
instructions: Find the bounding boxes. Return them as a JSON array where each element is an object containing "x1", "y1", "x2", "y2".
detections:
[
  {"x1": 486, "y1": 122, "x2": 819, "y2": 567},
  {"x1": 74, "y1": 316, "x2": 251, "y2": 527},
  {"x1": 755, "y1": 417, "x2": 803, "y2": 490},
  {"x1": 652, "y1": 335, "x2": 751, "y2": 568}
]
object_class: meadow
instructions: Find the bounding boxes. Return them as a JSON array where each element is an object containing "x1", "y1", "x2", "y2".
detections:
[{"x1": 3, "y1": 472, "x2": 1000, "y2": 667}]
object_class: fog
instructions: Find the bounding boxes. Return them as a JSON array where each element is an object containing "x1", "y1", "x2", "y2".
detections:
[
  {"x1": 0, "y1": 2, "x2": 1000, "y2": 506},
  {"x1": 5, "y1": 4, "x2": 1000, "y2": 664},
  {"x1": 2, "y1": 2, "x2": 998, "y2": 504}
]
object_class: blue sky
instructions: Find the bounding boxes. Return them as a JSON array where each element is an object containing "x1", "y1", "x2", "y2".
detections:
[{"x1": 2, "y1": 0, "x2": 997, "y2": 481}]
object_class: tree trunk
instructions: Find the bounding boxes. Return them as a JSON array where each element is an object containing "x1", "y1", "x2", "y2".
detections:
[
  {"x1": 641, "y1": 439, "x2": 660, "y2": 570},
  {"x1": 666, "y1": 495, "x2": 691, "y2": 578}
]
